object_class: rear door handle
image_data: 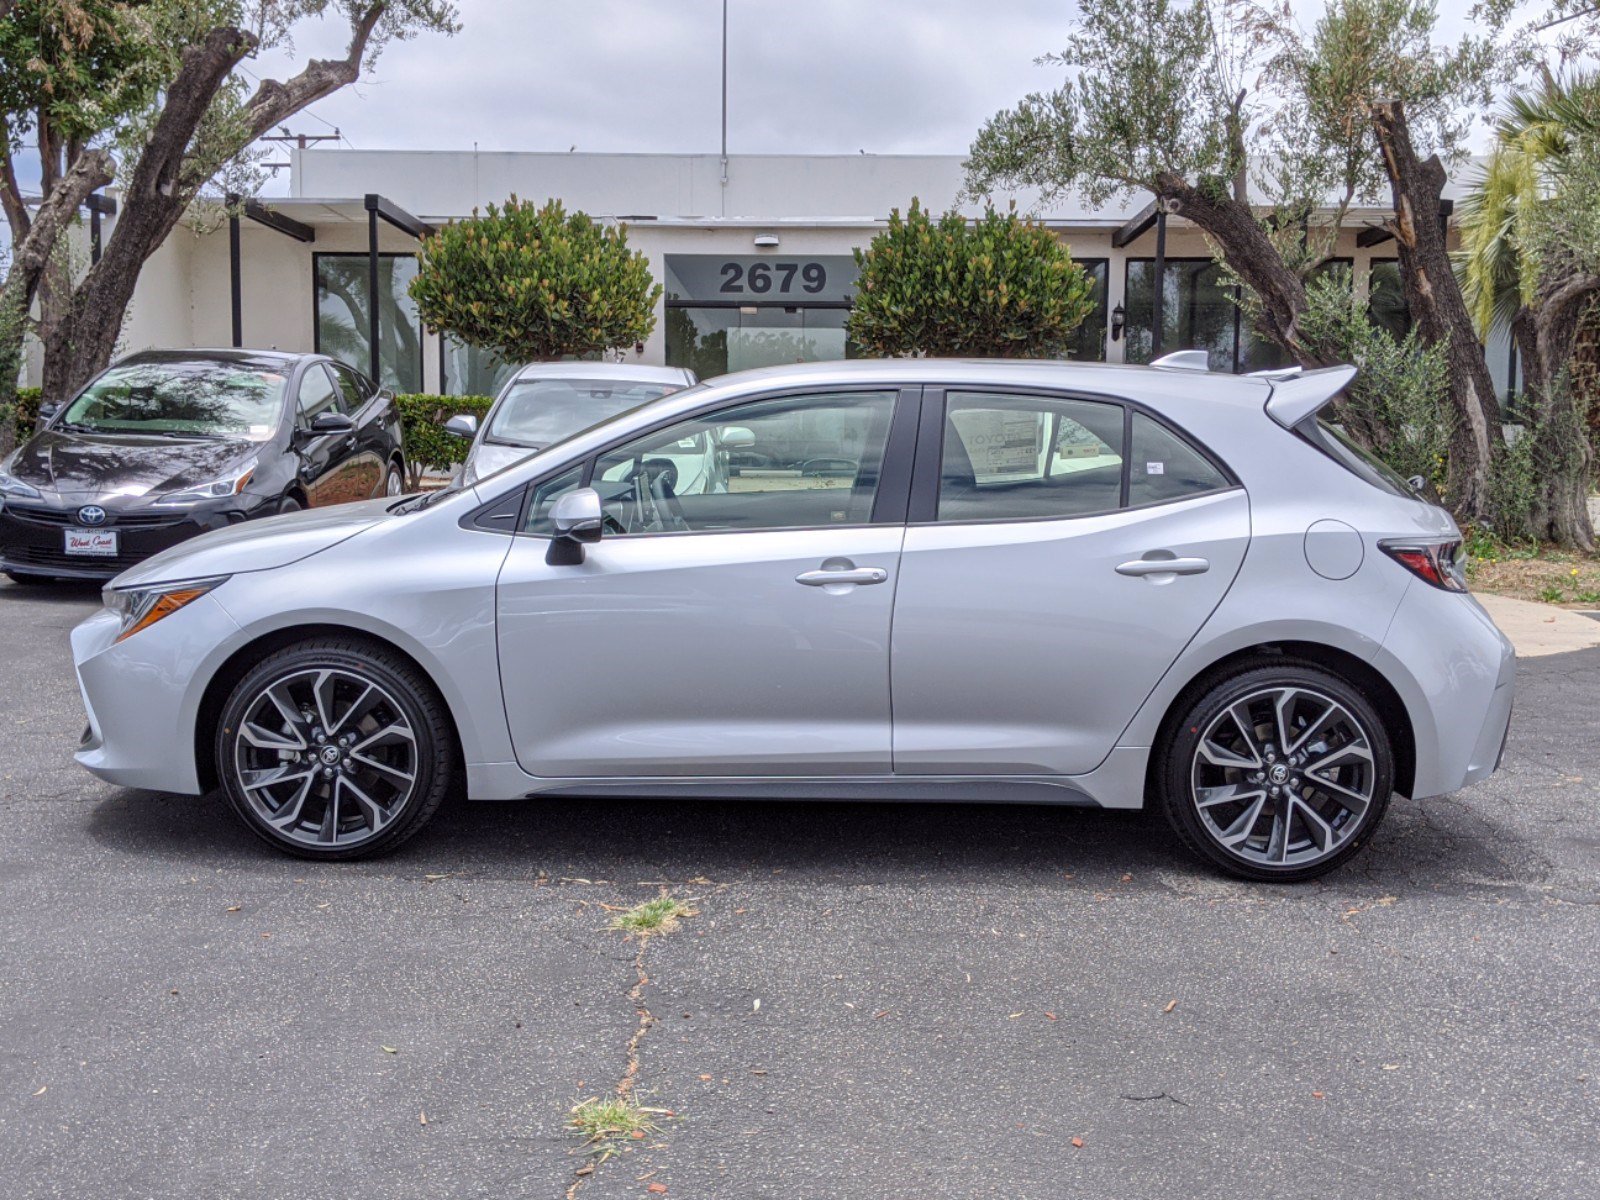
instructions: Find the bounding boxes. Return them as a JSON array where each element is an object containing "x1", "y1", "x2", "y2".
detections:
[
  {"x1": 1116, "y1": 556, "x2": 1210, "y2": 577},
  {"x1": 796, "y1": 567, "x2": 888, "y2": 587}
]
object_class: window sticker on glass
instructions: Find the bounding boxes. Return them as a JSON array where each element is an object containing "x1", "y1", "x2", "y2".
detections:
[
  {"x1": 952, "y1": 409, "x2": 1045, "y2": 478},
  {"x1": 1146, "y1": 462, "x2": 1165, "y2": 475}
]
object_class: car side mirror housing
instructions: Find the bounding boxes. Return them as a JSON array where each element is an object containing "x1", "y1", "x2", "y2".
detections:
[
  {"x1": 719, "y1": 425, "x2": 756, "y2": 449},
  {"x1": 294, "y1": 411, "x2": 356, "y2": 446},
  {"x1": 443, "y1": 413, "x2": 479, "y2": 439},
  {"x1": 546, "y1": 487, "x2": 604, "y2": 565}
]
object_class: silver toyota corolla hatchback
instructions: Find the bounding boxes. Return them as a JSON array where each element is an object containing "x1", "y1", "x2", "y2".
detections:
[{"x1": 70, "y1": 359, "x2": 1515, "y2": 881}]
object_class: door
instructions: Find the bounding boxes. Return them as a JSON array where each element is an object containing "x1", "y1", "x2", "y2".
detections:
[
  {"x1": 495, "y1": 387, "x2": 913, "y2": 778},
  {"x1": 890, "y1": 389, "x2": 1251, "y2": 776},
  {"x1": 292, "y1": 364, "x2": 362, "y2": 507},
  {"x1": 329, "y1": 362, "x2": 390, "y2": 496}
]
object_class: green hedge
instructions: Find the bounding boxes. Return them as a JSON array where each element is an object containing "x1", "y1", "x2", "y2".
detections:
[{"x1": 395, "y1": 393, "x2": 494, "y2": 487}]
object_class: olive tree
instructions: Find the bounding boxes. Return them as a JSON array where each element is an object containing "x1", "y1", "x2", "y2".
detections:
[
  {"x1": 408, "y1": 197, "x2": 661, "y2": 364},
  {"x1": 846, "y1": 201, "x2": 1097, "y2": 358}
]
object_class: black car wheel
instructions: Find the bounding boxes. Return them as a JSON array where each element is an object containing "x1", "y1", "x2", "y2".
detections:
[
  {"x1": 277, "y1": 495, "x2": 302, "y2": 515},
  {"x1": 216, "y1": 638, "x2": 456, "y2": 860},
  {"x1": 1156, "y1": 661, "x2": 1394, "y2": 883},
  {"x1": 384, "y1": 465, "x2": 404, "y2": 497}
]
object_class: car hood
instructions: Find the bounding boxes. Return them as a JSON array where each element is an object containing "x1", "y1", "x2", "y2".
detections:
[
  {"x1": 5, "y1": 429, "x2": 259, "y2": 500},
  {"x1": 110, "y1": 498, "x2": 396, "y2": 589},
  {"x1": 465, "y1": 440, "x2": 538, "y2": 485}
]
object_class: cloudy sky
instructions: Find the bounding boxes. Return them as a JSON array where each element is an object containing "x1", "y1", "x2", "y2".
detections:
[{"x1": 243, "y1": 0, "x2": 1076, "y2": 190}]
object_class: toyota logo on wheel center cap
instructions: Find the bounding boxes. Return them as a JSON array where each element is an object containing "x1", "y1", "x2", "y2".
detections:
[
  {"x1": 1269, "y1": 763, "x2": 1290, "y2": 784},
  {"x1": 76, "y1": 505, "x2": 107, "y2": 526},
  {"x1": 320, "y1": 745, "x2": 343, "y2": 766}
]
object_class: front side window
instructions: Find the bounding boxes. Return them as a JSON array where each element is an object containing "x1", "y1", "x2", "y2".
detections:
[
  {"x1": 59, "y1": 362, "x2": 288, "y2": 442},
  {"x1": 523, "y1": 390, "x2": 897, "y2": 536},
  {"x1": 296, "y1": 365, "x2": 343, "y2": 425},
  {"x1": 488, "y1": 378, "x2": 685, "y2": 450},
  {"x1": 330, "y1": 363, "x2": 373, "y2": 411},
  {"x1": 939, "y1": 392, "x2": 1125, "y2": 521}
]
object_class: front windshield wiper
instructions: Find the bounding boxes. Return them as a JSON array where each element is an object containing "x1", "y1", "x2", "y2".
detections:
[
  {"x1": 395, "y1": 486, "x2": 459, "y2": 514},
  {"x1": 147, "y1": 429, "x2": 227, "y2": 440}
]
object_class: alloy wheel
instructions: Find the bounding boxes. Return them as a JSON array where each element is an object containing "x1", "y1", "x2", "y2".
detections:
[
  {"x1": 230, "y1": 666, "x2": 418, "y2": 849},
  {"x1": 1189, "y1": 685, "x2": 1376, "y2": 869}
]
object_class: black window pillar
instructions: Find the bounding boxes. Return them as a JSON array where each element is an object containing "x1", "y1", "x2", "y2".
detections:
[
  {"x1": 367, "y1": 203, "x2": 381, "y2": 385},
  {"x1": 227, "y1": 193, "x2": 243, "y2": 348}
]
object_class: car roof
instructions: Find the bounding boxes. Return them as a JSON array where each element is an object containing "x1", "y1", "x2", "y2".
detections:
[
  {"x1": 115, "y1": 348, "x2": 319, "y2": 370},
  {"x1": 690, "y1": 358, "x2": 1273, "y2": 408},
  {"x1": 509, "y1": 362, "x2": 696, "y2": 385}
]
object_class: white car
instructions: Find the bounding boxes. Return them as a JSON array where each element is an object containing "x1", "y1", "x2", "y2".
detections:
[{"x1": 449, "y1": 363, "x2": 696, "y2": 485}]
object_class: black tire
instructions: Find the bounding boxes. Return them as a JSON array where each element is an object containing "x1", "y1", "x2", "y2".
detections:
[
  {"x1": 276, "y1": 495, "x2": 302, "y2": 515},
  {"x1": 385, "y1": 463, "x2": 404, "y2": 497},
  {"x1": 215, "y1": 637, "x2": 456, "y2": 860},
  {"x1": 1156, "y1": 660, "x2": 1393, "y2": 883}
]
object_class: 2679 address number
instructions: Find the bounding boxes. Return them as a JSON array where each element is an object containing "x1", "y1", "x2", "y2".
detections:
[{"x1": 718, "y1": 261, "x2": 828, "y2": 295}]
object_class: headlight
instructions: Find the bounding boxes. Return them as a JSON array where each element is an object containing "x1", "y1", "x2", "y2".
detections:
[
  {"x1": 0, "y1": 471, "x2": 41, "y2": 501},
  {"x1": 155, "y1": 460, "x2": 257, "y2": 506},
  {"x1": 103, "y1": 576, "x2": 228, "y2": 642}
]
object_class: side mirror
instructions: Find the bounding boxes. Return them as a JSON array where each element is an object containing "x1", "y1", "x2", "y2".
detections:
[
  {"x1": 546, "y1": 487, "x2": 604, "y2": 565},
  {"x1": 443, "y1": 413, "x2": 479, "y2": 439},
  {"x1": 294, "y1": 410, "x2": 356, "y2": 446},
  {"x1": 719, "y1": 425, "x2": 756, "y2": 449},
  {"x1": 36, "y1": 401, "x2": 60, "y2": 427}
]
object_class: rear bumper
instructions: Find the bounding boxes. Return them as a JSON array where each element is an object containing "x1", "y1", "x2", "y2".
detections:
[{"x1": 1376, "y1": 584, "x2": 1516, "y2": 799}]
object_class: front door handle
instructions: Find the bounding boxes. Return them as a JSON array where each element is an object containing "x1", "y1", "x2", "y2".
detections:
[
  {"x1": 796, "y1": 566, "x2": 888, "y2": 587},
  {"x1": 1116, "y1": 556, "x2": 1210, "y2": 577}
]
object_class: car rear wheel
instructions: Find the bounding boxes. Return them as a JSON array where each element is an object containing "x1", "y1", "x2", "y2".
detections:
[
  {"x1": 216, "y1": 638, "x2": 455, "y2": 860},
  {"x1": 1157, "y1": 662, "x2": 1393, "y2": 882}
]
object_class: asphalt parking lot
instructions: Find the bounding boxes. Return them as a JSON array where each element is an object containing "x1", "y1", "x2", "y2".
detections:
[{"x1": 1, "y1": 579, "x2": 1596, "y2": 1200}]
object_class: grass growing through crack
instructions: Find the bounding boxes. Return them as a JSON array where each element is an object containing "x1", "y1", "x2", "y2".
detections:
[
  {"x1": 567, "y1": 1095, "x2": 666, "y2": 1162},
  {"x1": 607, "y1": 895, "x2": 694, "y2": 936}
]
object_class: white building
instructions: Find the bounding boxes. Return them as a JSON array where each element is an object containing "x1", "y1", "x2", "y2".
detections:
[{"x1": 42, "y1": 148, "x2": 1517, "y2": 399}]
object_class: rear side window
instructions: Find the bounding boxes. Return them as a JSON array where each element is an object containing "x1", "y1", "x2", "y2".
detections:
[
  {"x1": 1128, "y1": 412, "x2": 1230, "y2": 506},
  {"x1": 939, "y1": 392, "x2": 1125, "y2": 521},
  {"x1": 1298, "y1": 416, "x2": 1417, "y2": 500},
  {"x1": 935, "y1": 391, "x2": 1232, "y2": 522}
]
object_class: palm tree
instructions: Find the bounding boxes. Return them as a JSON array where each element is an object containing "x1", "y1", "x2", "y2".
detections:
[{"x1": 1456, "y1": 72, "x2": 1600, "y2": 551}]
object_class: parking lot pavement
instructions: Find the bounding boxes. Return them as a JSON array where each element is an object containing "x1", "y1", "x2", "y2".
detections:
[{"x1": 1, "y1": 580, "x2": 1596, "y2": 1200}]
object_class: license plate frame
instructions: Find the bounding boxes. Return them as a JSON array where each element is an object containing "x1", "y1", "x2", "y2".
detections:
[{"x1": 64, "y1": 527, "x2": 119, "y2": 557}]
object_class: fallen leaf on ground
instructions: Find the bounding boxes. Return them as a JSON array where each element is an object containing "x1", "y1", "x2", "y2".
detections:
[
  {"x1": 32, "y1": 1086, "x2": 45, "y2": 1096},
  {"x1": 1071, "y1": 1137, "x2": 1084, "y2": 1148},
  {"x1": 1164, "y1": 999, "x2": 1178, "y2": 1013},
  {"x1": 1008, "y1": 1012, "x2": 1024, "y2": 1019},
  {"x1": 419, "y1": 1110, "x2": 427, "y2": 1125},
  {"x1": 1045, "y1": 1012, "x2": 1058, "y2": 1021},
  {"x1": 648, "y1": 1184, "x2": 669, "y2": 1194},
  {"x1": 225, "y1": 905, "x2": 240, "y2": 913},
  {"x1": 1382, "y1": 1063, "x2": 1399, "y2": 1070},
  {"x1": 381, "y1": 1046, "x2": 397, "y2": 1055},
  {"x1": 1312, "y1": 1091, "x2": 1325, "y2": 1099}
]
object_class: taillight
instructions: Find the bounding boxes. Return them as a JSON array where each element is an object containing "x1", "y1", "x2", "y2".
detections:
[{"x1": 1379, "y1": 539, "x2": 1467, "y2": 592}]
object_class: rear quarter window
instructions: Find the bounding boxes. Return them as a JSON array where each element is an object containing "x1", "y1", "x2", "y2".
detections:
[{"x1": 1297, "y1": 416, "x2": 1417, "y2": 500}]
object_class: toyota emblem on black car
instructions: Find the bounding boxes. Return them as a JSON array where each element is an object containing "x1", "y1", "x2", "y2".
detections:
[{"x1": 76, "y1": 506, "x2": 107, "y2": 527}]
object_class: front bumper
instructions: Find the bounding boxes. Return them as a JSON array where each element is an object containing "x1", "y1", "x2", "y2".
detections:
[
  {"x1": 0, "y1": 499, "x2": 250, "y2": 580},
  {"x1": 72, "y1": 591, "x2": 243, "y2": 793}
]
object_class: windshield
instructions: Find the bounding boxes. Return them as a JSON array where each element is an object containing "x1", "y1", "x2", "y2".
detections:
[
  {"x1": 59, "y1": 362, "x2": 288, "y2": 441},
  {"x1": 487, "y1": 378, "x2": 680, "y2": 448}
]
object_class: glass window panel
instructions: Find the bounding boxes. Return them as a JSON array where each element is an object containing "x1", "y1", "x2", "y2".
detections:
[
  {"x1": 1067, "y1": 259, "x2": 1109, "y2": 362},
  {"x1": 666, "y1": 306, "x2": 856, "y2": 380},
  {"x1": 585, "y1": 390, "x2": 897, "y2": 534},
  {"x1": 1127, "y1": 412, "x2": 1230, "y2": 506},
  {"x1": 315, "y1": 255, "x2": 423, "y2": 394},
  {"x1": 296, "y1": 364, "x2": 342, "y2": 423},
  {"x1": 1124, "y1": 259, "x2": 1241, "y2": 371},
  {"x1": 444, "y1": 338, "x2": 518, "y2": 398},
  {"x1": 938, "y1": 391, "x2": 1126, "y2": 522},
  {"x1": 1367, "y1": 260, "x2": 1412, "y2": 341},
  {"x1": 523, "y1": 466, "x2": 585, "y2": 536}
]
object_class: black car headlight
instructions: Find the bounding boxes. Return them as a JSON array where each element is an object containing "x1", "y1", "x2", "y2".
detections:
[
  {"x1": 155, "y1": 461, "x2": 257, "y2": 506},
  {"x1": 103, "y1": 576, "x2": 229, "y2": 642}
]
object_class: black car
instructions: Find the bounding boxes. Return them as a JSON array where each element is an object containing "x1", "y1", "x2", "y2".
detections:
[{"x1": 0, "y1": 349, "x2": 406, "y2": 583}]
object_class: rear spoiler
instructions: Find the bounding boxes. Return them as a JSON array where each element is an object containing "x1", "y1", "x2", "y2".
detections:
[{"x1": 1263, "y1": 365, "x2": 1357, "y2": 429}]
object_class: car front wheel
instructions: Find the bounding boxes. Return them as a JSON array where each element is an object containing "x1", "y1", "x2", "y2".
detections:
[
  {"x1": 216, "y1": 638, "x2": 455, "y2": 860},
  {"x1": 1157, "y1": 661, "x2": 1394, "y2": 882}
]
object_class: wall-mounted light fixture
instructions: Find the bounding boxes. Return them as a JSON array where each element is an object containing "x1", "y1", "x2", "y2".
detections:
[
  {"x1": 753, "y1": 233, "x2": 780, "y2": 248},
  {"x1": 1111, "y1": 302, "x2": 1126, "y2": 342}
]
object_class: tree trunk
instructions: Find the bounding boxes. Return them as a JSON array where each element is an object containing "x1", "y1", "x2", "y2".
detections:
[
  {"x1": 1512, "y1": 276, "x2": 1599, "y2": 552},
  {"x1": 1369, "y1": 100, "x2": 1503, "y2": 524},
  {"x1": 41, "y1": 28, "x2": 255, "y2": 403},
  {"x1": 1153, "y1": 172, "x2": 1320, "y2": 363}
]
